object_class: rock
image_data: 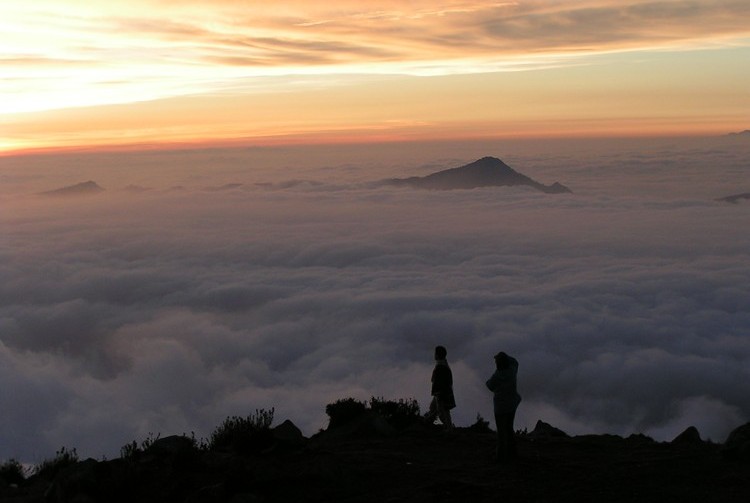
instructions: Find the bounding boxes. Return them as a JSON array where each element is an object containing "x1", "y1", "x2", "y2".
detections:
[
  {"x1": 11, "y1": 423, "x2": 750, "y2": 502},
  {"x1": 369, "y1": 413, "x2": 396, "y2": 436},
  {"x1": 722, "y1": 422, "x2": 750, "y2": 462},
  {"x1": 529, "y1": 420, "x2": 569, "y2": 439},
  {"x1": 272, "y1": 419, "x2": 306, "y2": 445},
  {"x1": 145, "y1": 435, "x2": 196, "y2": 457},
  {"x1": 315, "y1": 411, "x2": 396, "y2": 442},
  {"x1": 627, "y1": 433, "x2": 656, "y2": 444},
  {"x1": 44, "y1": 458, "x2": 101, "y2": 503},
  {"x1": 671, "y1": 426, "x2": 702, "y2": 444}
]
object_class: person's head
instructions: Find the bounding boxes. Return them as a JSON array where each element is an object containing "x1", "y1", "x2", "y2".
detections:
[
  {"x1": 434, "y1": 345, "x2": 447, "y2": 360},
  {"x1": 494, "y1": 351, "x2": 509, "y2": 369}
]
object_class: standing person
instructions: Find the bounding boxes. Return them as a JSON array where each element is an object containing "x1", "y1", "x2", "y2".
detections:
[
  {"x1": 486, "y1": 351, "x2": 521, "y2": 462},
  {"x1": 424, "y1": 345, "x2": 455, "y2": 429}
]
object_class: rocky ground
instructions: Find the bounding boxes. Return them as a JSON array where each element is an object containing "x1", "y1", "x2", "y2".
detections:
[{"x1": 2, "y1": 418, "x2": 749, "y2": 503}]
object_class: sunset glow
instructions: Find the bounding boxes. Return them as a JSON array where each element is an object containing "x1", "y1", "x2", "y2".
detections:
[{"x1": 2, "y1": 0, "x2": 749, "y2": 152}]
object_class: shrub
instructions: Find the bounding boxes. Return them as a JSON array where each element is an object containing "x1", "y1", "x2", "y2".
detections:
[
  {"x1": 209, "y1": 408, "x2": 275, "y2": 454},
  {"x1": 119, "y1": 432, "x2": 161, "y2": 460},
  {"x1": 186, "y1": 431, "x2": 209, "y2": 451},
  {"x1": 468, "y1": 413, "x2": 492, "y2": 433},
  {"x1": 33, "y1": 447, "x2": 78, "y2": 479},
  {"x1": 325, "y1": 398, "x2": 367, "y2": 429},
  {"x1": 325, "y1": 397, "x2": 422, "y2": 430},
  {"x1": 119, "y1": 441, "x2": 139, "y2": 460},
  {"x1": 369, "y1": 397, "x2": 421, "y2": 430},
  {"x1": 0, "y1": 459, "x2": 25, "y2": 485}
]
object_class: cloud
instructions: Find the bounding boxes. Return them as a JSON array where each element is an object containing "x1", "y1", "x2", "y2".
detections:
[
  {"x1": 224, "y1": 1, "x2": 750, "y2": 61},
  {"x1": 478, "y1": 1, "x2": 750, "y2": 50},
  {"x1": 4, "y1": 2, "x2": 749, "y2": 98},
  {"x1": 1, "y1": 138, "x2": 749, "y2": 461},
  {"x1": 3, "y1": 1, "x2": 748, "y2": 152}
]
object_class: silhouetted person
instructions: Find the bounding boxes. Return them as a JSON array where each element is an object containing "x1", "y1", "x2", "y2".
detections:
[
  {"x1": 486, "y1": 351, "x2": 521, "y2": 462},
  {"x1": 424, "y1": 345, "x2": 455, "y2": 429}
]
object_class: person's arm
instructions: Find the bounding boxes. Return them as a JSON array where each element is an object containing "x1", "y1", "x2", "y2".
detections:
[{"x1": 486, "y1": 371, "x2": 499, "y2": 392}]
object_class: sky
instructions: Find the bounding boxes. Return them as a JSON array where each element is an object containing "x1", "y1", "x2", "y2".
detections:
[
  {"x1": 1, "y1": 137, "x2": 749, "y2": 462},
  {"x1": 2, "y1": 0, "x2": 750, "y2": 153}
]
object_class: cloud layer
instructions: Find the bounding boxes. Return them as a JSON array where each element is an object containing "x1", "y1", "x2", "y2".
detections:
[
  {"x1": 1, "y1": 137, "x2": 749, "y2": 461},
  {"x1": 3, "y1": 1, "x2": 750, "y2": 115}
]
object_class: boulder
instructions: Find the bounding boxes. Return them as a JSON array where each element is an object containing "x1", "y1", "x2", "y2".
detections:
[
  {"x1": 529, "y1": 420, "x2": 569, "y2": 439},
  {"x1": 627, "y1": 433, "x2": 656, "y2": 444},
  {"x1": 722, "y1": 422, "x2": 750, "y2": 462},
  {"x1": 671, "y1": 426, "x2": 702, "y2": 444},
  {"x1": 315, "y1": 411, "x2": 396, "y2": 443},
  {"x1": 272, "y1": 419, "x2": 306, "y2": 446},
  {"x1": 145, "y1": 435, "x2": 196, "y2": 457},
  {"x1": 43, "y1": 458, "x2": 101, "y2": 503}
]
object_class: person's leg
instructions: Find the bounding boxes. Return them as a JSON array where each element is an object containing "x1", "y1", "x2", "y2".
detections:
[
  {"x1": 504, "y1": 409, "x2": 517, "y2": 459},
  {"x1": 494, "y1": 413, "x2": 504, "y2": 460},
  {"x1": 495, "y1": 412, "x2": 516, "y2": 462},
  {"x1": 437, "y1": 400, "x2": 453, "y2": 429},
  {"x1": 424, "y1": 396, "x2": 439, "y2": 423}
]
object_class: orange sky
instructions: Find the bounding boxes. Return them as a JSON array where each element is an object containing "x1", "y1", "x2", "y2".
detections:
[{"x1": 2, "y1": 0, "x2": 749, "y2": 153}]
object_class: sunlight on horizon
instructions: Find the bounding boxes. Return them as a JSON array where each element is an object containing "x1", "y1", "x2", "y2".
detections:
[{"x1": 1, "y1": 1, "x2": 749, "y2": 152}]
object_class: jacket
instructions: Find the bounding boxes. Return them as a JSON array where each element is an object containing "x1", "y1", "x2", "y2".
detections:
[
  {"x1": 431, "y1": 360, "x2": 456, "y2": 409},
  {"x1": 486, "y1": 356, "x2": 521, "y2": 415}
]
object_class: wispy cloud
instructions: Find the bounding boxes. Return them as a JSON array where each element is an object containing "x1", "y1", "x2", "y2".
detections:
[{"x1": 2, "y1": 0, "x2": 749, "y2": 116}]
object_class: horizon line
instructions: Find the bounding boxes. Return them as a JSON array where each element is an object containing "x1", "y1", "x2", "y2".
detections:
[{"x1": 1, "y1": 129, "x2": 745, "y2": 159}]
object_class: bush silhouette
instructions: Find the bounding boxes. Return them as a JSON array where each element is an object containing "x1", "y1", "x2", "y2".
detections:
[
  {"x1": 369, "y1": 397, "x2": 421, "y2": 430},
  {"x1": 468, "y1": 413, "x2": 492, "y2": 433},
  {"x1": 120, "y1": 432, "x2": 161, "y2": 460},
  {"x1": 33, "y1": 447, "x2": 78, "y2": 480},
  {"x1": 209, "y1": 408, "x2": 275, "y2": 454},
  {"x1": 325, "y1": 398, "x2": 368, "y2": 428},
  {"x1": 326, "y1": 397, "x2": 421, "y2": 430},
  {"x1": 0, "y1": 458, "x2": 25, "y2": 485}
]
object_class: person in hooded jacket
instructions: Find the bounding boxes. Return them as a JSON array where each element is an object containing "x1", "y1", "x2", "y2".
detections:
[
  {"x1": 486, "y1": 351, "x2": 521, "y2": 462},
  {"x1": 424, "y1": 345, "x2": 455, "y2": 429}
]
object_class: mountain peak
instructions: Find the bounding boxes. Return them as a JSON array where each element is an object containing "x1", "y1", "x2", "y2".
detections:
[
  {"x1": 385, "y1": 157, "x2": 571, "y2": 193},
  {"x1": 470, "y1": 156, "x2": 504, "y2": 164},
  {"x1": 460, "y1": 156, "x2": 517, "y2": 173},
  {"x1": 40, "y1": 181, "x2": 105, "y2": 197}
]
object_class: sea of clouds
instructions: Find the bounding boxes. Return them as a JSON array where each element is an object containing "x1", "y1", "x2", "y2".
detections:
[{"x1": 1, "y1": 137, "x2": 748, "y2": 461}]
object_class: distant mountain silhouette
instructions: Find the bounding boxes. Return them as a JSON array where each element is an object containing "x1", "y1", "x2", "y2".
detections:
[
  {"x1": 40, "y1": 181, "x2": 104, "y2": 197},
  {"x1": 384, "y1": 157, "x2": 571, "y2": 193},
  {"x1": 726, "y1": 129, "x2": 750, "y2": 137},
  {"x1": 717, "y1": 192, "x2": 750, "y2": 204},
  {"x1": 204, "y1": 183, "x2": 243, "y2": 192},
  {"x1": 122, "y1": 184, "x2": 152, "y2": 193}
]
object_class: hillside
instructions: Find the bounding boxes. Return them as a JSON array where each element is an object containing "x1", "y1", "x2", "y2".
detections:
[{"x1": 3, "y1": 416, "x2": 749, "y2": 503}]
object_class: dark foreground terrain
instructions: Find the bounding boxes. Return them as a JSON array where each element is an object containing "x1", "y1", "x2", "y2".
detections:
[{"x1": 2, "y1": 417, "x2": 749, "y2": 503}]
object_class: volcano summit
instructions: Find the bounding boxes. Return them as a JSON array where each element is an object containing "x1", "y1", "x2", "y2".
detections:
[{"x1": 385, "y1": 157, "x2": 571, "y2": 193}]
